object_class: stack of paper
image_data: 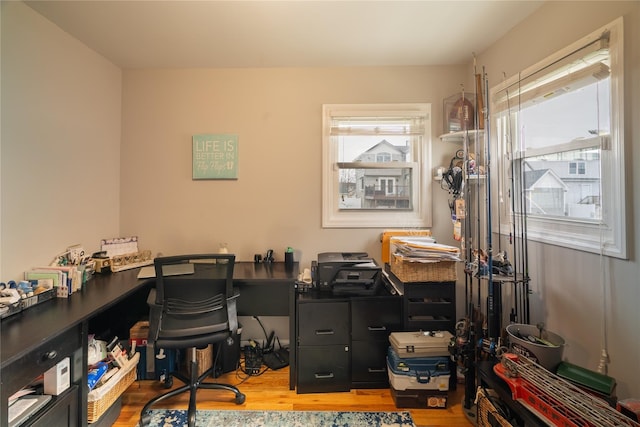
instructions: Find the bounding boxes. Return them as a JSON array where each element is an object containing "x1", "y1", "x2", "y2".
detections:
[{"x1": 391, "y1": 237, "x2": 461, "y2": 263}]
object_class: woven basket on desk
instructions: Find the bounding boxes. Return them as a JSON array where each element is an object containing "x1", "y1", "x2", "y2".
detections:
[
  {"x1": 87, "y1": 352, "x2": 139, "y2": 423},
  {"x1": 390, "y1": 255, "x2": 457, "y2": 282}
]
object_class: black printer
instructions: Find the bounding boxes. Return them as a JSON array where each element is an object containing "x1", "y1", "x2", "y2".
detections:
[{"x1": 315, "y1": 252, "x2": 382, "y2": 295}]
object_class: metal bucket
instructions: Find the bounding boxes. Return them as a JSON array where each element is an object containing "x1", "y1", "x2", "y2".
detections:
[{"x1": 506, "y1": 323, "x2": 565, "y2": 371}]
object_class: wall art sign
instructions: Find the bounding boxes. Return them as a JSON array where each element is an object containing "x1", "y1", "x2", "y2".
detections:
[{"x1": 192, "y1": 134, "x2": 238, "y2": 180}]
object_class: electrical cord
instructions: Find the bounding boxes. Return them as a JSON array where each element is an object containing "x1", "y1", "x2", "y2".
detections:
[{"x1": 252, "y1": 315, "x2": 274, "y2": 353}]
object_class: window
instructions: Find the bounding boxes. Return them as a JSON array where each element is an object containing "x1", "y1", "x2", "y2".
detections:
[
  {"x1": 568, "y1": 161, "x2": 586, "y2": 175},
  {"x1": 322, "y1": 104, "x2": 432, "y2": 228},
  {"x1": 492, "y1": 18, "x2": 626, "y2": 257}
]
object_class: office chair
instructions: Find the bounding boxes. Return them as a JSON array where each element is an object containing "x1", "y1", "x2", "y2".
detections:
[{"x1": 139, "y1": 254, "x2": 245, "y2": 427}]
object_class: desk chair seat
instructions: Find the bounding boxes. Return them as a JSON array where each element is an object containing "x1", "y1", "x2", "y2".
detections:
[{"x1": 140, "y1": 254, "x2": 245, "y2": 427}]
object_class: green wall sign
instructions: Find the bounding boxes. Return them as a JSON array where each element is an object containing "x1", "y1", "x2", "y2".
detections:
[{"x1": 192, "y1": 134, "x2": 238, "y2": 180}]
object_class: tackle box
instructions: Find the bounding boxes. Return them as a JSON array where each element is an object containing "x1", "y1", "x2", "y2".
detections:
[
  {"x1": 389, "y1": 330, "x2": 453, "y2": 358},
  {"x1": 390, "y1": 386, "x2": 448, "y2": 409},
  {"x1": 386, "y1": 346, "x2": 451, "y2": 391}
]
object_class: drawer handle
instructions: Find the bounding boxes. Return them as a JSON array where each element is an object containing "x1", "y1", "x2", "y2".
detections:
[
  {"x1": 44, "y1": 350, "x2": 58, "y2": 360},
  {"x1": 367, "y1": 326, "x2": 387, "y2": 331},
  {"x1": 315, "y1": 329, "x2": 334, "y2": 335},
  {"x1": 314, "y1": 373, "x2": 334, "y2": 379},
  {"x1": 368, "y1": 368, "x2": 386, "y2": 373}
]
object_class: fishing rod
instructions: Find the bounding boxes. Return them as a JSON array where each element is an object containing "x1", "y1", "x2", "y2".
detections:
[
  {"x1": 504, "y1": 72, "x2": 520, "y2": 324},
  {"x1": 516, "y1": 74, "x2": 531, "y2": 324},
  {"x1": 481, "y1": 68, "x2": 498, "y2": 339}
]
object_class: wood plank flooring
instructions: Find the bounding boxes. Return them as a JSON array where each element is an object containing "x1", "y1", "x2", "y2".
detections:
[{"x1": 113, "y1": 366, "x2": 475, "y2": 426}]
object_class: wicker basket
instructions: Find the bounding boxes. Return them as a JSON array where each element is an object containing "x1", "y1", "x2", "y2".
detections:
[
  {"x1": 476, "y1": 387, "x2": 514, "y2": 427},
  {"x1": 390, "y1": 255, "x2": 457, "y2": 282},
  {"x1": 187, "y1": 344, "x2": 213, "y2": 377},
  {"x1": 87, "y1": 352, "x2": 140, "y2": 423}
]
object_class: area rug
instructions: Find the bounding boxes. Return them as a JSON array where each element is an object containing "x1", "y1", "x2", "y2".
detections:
[{"x1": 141, "y1": 409, "x2": 416, "y2": 427}]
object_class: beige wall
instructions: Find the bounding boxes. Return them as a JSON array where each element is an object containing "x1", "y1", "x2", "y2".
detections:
[
  {"x1": 120, "y1": 67, "x2": 464, "y2": 265},
  {"x1": 1, "y1": 1, "x2": 122, "y2": 280}
]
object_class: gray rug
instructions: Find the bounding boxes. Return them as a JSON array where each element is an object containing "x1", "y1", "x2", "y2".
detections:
[{"x1": 141, "y1": 409, "x2": 416, "y2": 426}]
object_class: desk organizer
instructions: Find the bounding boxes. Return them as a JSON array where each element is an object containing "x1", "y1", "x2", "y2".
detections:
[
  {"x1": 22, "y1": 288, "x2": 55, "y2": 310},
  {"x1": 390, "y1": 255, "x2": 457, "y2": 282},
  {"x1": 110, "y1": 250, "x2": 152, "y2": 273},
  {"x1": 87, "y1": 352, "x2": 140, "y2": 423},
  {"x1": 1, "y1": 288, "x2": 55, "y2": 319},
  {"x1": 0, "y1": 301, "x2": 22, "y2": 319}
]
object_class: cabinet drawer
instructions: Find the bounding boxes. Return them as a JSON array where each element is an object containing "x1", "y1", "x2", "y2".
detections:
[
  {"x1": 351, "y1": 340, "x2": 389, "y2": 387},
  {"x1": 404, "y1": 282, "x2": 455, "y2": 300},
  {"x1": 407, "y1": 300, "x2": 455, "y2": 318},
  {"x1": 297, "y1": 345, "x2": 350, "y2": 393},
  {"x1": 4, "y1": 325, "x2": 82, "y2": 395},
  {"x1": 351, "y1": 298, "x2": 402, "y2": 341},
  {"x1": 25, "y1": 385, "x2": 79, "y2": 427},
  {"x1": 298, "y1": 301, "x2": 349, "y2": 345}
]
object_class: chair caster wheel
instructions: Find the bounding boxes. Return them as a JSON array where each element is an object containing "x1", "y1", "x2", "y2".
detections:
[
  {"x1": 163, "y1": 376, "x2": 173, "y2": 388},
  {"x1": 235, "y1": 393, "x2": 246, "y2": 405},
  {"x1": 139, "y1": 413, "x2": 151, "y2": 427}
]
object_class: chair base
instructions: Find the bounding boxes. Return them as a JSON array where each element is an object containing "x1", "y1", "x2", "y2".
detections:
[{"x1": 140, "y1": 358, "x2": 245, "y2": 427}]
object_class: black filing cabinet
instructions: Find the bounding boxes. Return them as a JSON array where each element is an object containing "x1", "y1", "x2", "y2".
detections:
[
  {"x1": 351, "y1": 296, "x2": 402, "y2": 388},
  {"x1": 297, "y1": 300, "x2": 350, "y2": 393},
  {"x1": 295, "y1": 291, "x2": 401, "y2": 393}
]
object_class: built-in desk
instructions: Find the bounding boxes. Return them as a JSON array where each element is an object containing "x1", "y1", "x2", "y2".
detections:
[{"x1": 0, "y1": 261, "x2": 297, "y2": 426}]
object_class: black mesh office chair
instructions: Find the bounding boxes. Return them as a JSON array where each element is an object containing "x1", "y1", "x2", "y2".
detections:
[{"x1": 139, "y1": 254, "x2": 245, "y2": 427}]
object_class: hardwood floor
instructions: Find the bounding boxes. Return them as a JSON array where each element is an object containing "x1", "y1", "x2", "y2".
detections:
[{"x1": 113, "y1": 366, "x2": 475, "y2": 426}]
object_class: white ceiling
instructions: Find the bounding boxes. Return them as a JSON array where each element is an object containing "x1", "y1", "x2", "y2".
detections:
[{"x1": 25, "y1": 0, "x2": 545, "y2": 69}]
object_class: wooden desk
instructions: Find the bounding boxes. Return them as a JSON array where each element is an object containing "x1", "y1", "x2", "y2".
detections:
[{"x1": 0, "y1": 261, "x2": 297, "y2": 426}]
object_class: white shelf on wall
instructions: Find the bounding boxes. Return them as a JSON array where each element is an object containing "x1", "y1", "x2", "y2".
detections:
[{"x1": 439, "y1": 129, "x2": 483, "y2": 143}]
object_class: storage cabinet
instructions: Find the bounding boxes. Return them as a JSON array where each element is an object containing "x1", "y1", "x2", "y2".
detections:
[
  {"x1": 296, "y1": 301, "x2": 350, "y2": 393},
  {"x1": 295, "y1": 292, "x2": 402, "y2": 393},
  {"x1": 25, "y1": 386, "x2": 79, "y2": 427},
  {"x1": 2, "y1": 325, "x2": 83, "y2": 427},
  {"x1": 351, "y1": 297, "x2": 402, "y2": 388},
  {"x1": 403, "y1": 281, "x2": 456, "y2": 333}
]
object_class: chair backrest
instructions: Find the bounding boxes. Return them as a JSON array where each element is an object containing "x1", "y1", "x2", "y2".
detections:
[{"x1": 151, "y1": 254, "x2": 236, "y2": 341}]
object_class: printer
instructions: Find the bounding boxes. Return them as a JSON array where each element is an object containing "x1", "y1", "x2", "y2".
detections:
[{"x1": 315, "y1": 252, "x2": 382, "y2": 295}]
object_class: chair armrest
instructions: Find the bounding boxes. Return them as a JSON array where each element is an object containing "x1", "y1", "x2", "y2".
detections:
[
  {"x1": 226, "y1": 288, "x2": 240, "y2": 334},
  {"x1": 147, "y1": 289, "x2": 162, "y2": 342},
  {"x1": 227, "y1": 290, "x2": 240, "y2": 301}
]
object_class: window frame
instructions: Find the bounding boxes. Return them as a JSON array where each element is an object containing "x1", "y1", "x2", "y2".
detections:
[
  {"x1": 491, "y1": 17, "x2": 626, "y2": 258},
  {"x1": 322, "y1": 103, "x2": 432, "y2": 228}
]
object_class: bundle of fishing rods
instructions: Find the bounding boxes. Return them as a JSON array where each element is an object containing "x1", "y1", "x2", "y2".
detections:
[{"x1": 452, "y1": 62, "x2": 533, "y2": 410}]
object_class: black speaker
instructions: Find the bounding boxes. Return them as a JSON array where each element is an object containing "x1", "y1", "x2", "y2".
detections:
[{"x1": 212, "y1": 330, "x2": 241, "y2": 377}]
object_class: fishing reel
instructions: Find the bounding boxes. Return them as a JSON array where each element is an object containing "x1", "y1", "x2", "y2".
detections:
[{"x1": 441, "y1": 149, "x2": 465, "y2": 199}]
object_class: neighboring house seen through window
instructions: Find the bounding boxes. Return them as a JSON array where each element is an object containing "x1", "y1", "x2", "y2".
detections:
[
  {"x1": 322, "y1": 104, "x2": 432, "y2": 228},
  {"x1": 492, "y1": 18, "x2": 626, "y2": 258}
]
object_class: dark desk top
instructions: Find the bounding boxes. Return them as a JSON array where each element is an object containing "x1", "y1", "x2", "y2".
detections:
[
  {"x1": 233, "y1": 261, "x2": 299, "y2": 282},
  {"x1": 1, "y1": 268, "x2": 148, "y2": 370},
  {"x1": 1, "y1": 262, "x2": 298, "y2": 370}
]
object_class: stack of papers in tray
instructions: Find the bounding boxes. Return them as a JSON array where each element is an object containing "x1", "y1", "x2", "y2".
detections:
[{"x1": 391, "y1": 237, "x2": 461, "y2": 263}]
